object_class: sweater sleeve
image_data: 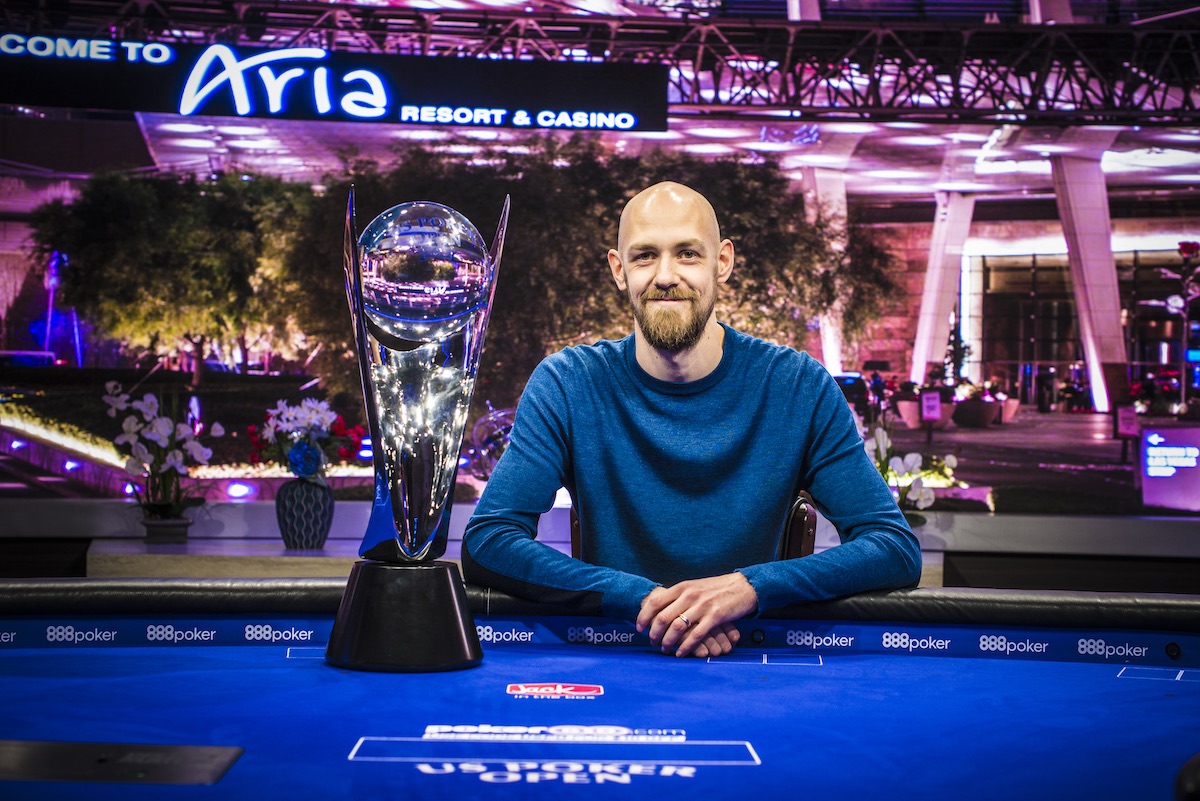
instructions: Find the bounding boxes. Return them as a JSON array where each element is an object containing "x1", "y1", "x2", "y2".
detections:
[
  {"x1": 739, "y1": 368, "x2": 923, "y2": 610},
  {"x1": 460, "y1": 361, "x2": 658, "y2": 621}
]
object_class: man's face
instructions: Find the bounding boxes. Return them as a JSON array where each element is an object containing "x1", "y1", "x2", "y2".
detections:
[{"x1": 608, "y1": 190, "x2": 733, "y2": 353}]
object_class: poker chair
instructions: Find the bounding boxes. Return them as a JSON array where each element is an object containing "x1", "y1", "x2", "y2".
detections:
[{"x1": 568, "y1": 489, "x2": 818, "y2": 561}]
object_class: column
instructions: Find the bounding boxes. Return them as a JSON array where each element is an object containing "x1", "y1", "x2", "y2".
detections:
[
  {"x1": 1050, "y1": 153, "x2": 1127, "y2": 413},
  {"x1": 910, "y1": 191, "x2": 976, "y2": 386},
  {"x1": 802, "y1": 167, "x2": 848, "y2": 374}
]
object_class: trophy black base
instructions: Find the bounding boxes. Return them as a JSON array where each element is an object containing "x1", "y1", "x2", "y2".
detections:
[{"x1": 325, "y1": 560, "x2": 483, "y2": 672}]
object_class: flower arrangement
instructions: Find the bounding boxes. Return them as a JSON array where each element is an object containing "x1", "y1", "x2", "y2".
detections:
[
  {"x1": 248, "y1": 398, "x2": 365, "y2": 482},
  {"x1": 102, "y1": 381, "x2": 225, "y2": 519},
  {"x1": 862, "y1": 424, "x2": 958, "y2": 524}
]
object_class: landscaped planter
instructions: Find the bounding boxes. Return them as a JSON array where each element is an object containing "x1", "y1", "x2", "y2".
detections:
[{"x1": 952, "y1": 399, "x2": 1001, "y2": 428}]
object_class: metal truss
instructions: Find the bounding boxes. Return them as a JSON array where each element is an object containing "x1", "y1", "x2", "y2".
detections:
[{"x1": 5, "y1": 0, "x2": 1200, "y2": 125}]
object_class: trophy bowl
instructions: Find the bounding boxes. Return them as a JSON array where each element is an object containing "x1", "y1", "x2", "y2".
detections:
[{"x1": 326, "y1": 193, "x2": 508, "y2": 672}]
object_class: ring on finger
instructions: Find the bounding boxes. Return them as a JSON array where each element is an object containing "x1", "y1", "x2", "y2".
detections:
[{"x1": 676, "y1": 613, "x2": 692, "y2": 628}]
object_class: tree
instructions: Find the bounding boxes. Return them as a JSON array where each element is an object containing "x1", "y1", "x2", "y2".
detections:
[
  {"x1": 28, "y1": 171, "x2": 307, "y2": 383},
  {"x1": 284, "y1": 135, "x2": 901, "y2": 418}
]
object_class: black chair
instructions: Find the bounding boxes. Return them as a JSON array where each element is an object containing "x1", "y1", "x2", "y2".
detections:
[
  {"x1": 569, "y1": 490, "x2": 818, "y2": 561},
  {"x1": 777, "y1": 490, "x2": 817, "y2": 560}
]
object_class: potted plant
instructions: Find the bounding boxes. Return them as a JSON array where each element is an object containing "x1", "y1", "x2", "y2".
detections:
[
  {"x1": 863, "y1": 423, "x2": 958, "y2": 527},
  {"x1": 249, "y1": 398, "x2": 364, "y2": 549},
  {"x1": 102, "y1": 381, "x2": 224, "y2": 543},
  {"x1": 951, "y1": 383, "x2": 1001, "y2": 428}
]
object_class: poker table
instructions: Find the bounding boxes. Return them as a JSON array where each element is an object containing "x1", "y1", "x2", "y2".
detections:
[{"x1": 2, "y1": 576, "x2": 1199, "y2": 801}]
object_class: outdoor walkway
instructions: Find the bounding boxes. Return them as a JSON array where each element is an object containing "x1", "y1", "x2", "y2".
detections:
[{"x1": 886, "y1": 409, "x2": 1143, "y2": 514}]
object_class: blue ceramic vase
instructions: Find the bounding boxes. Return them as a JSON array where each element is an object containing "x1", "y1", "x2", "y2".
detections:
[{"x1": 275, "y1": 478, "x2": 335, "y2": 550}]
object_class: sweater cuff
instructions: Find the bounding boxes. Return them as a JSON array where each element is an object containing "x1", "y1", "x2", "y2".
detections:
[
  {"x1": 602, "y1": 575, "x2": 659, "y2": 621},
  {"x1": 738, "y1": 565, "x2": 777, "y2": 616}
]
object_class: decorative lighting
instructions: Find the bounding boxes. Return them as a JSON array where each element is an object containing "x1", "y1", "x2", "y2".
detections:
[
  {"x1": 682, "y1": 143, "x2": 735, "y2": 155},
  {"x1": 167, "y1": 138, "x2": 219, "y2": 149},
  {"x1": 158, "y1": 122, "x2": 211, "y2": 134},
  {"x1": 216, "y1": 125, "x2": 268, "y2": 136},
  {"x1": 225, "y1": 481, "x2": 257, "y2": 500}
]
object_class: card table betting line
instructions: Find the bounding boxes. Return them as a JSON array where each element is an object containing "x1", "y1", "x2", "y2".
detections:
[{"x1": 1, "y1": 577, "x2": 1199, "y2": 801}]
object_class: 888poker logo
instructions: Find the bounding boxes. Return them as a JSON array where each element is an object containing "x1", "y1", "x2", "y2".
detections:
[
  {"x1": 476, "y1": 623, "x2": 535, "y2": 644},
  {"x1": 566, "y1": 625, "x2": 636, "y2": 646}
]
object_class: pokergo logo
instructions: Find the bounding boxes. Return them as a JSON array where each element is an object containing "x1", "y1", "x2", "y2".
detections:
[
  {"x1": 44, "y1": 625, "x2": 117, "y2": 644},
  {"x1": 786, "y1": 629, "x2": 855, "y2": 648},
  {"x1": 1077, "y1": 638, "x2": 1148, "y2": 660},
  {"x1": 881, "y1": 631, "x2": 951, "y2": 653},
  {"x1": 243, "y1": 624, "x2": 314, "y2": 643},
  {"x1": 146, "y1": 624, "x2": 216, "y2": 644},
  {"x1": 566, "y1": 626, "x2": 635, "y2": 645},
  {"x1": 476, "y1": 625, "x2": 534, "y2": 644},
  {"x1": 978, "y1": 634, "x2": 1049, "y2": 655}
]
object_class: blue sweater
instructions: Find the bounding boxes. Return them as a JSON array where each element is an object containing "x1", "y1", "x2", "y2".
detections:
[{"x1": 461, "y1": 325, "x2": 922, "y2": 621}]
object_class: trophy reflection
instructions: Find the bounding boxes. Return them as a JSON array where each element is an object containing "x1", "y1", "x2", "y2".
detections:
[{"x1": 326, "y1": 191, "x2": 508, "y2": 672}]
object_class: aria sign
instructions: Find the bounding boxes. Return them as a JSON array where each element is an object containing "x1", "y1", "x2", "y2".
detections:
[{"x1": 0, "y1": 33, "x2": 667, "y2": 132}]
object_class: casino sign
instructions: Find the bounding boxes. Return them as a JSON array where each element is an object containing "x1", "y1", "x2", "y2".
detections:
[{"x1": 0, "y1": 32, "x2": 668, "y2": 132}]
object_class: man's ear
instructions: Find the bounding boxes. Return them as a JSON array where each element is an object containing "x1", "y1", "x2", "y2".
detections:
[
  {"x1": 717, "y1": 239, "x2": 735, "y2": 284},
  {"x1": 607, "y1": 248, "x2": 628, "y2": 292}
]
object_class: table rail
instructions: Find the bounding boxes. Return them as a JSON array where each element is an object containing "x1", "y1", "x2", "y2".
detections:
[{"x1": 1, "y1": 577, "x2": 1198, "y2": 633}]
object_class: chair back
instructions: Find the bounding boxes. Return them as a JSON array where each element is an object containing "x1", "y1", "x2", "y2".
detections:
[{"x1": 777, "y1": 490, "x2": 817, "y2": 560}]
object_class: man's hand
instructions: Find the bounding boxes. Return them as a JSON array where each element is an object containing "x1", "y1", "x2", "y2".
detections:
[{"x1": 636, "y1": 572, "x2": 759, "y2": 658}]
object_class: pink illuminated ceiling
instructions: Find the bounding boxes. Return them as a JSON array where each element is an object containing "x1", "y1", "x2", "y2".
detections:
[{"x1": 5, "y1": 0, "x2": 1200, "y2": 213}]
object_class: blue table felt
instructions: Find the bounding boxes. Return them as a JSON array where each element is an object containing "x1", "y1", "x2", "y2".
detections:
[{"x1": 2, "y1": 617, "x2": 1198, "y2": 801}]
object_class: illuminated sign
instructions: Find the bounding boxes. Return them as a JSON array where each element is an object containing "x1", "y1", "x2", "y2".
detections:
[
  {"x1": 1141, "y1": 427, "x2": 1200, "y2": 512},
  {"x1": 0, "y1": 33, "x2": 667, "y2": 131}
]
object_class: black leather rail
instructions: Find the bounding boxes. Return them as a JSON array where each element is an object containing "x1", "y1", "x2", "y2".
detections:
[{"x1": 0, "y1": 577, "x2": 1198, "y2": 633}]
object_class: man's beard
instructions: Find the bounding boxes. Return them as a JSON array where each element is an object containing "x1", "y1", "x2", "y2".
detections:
[{"x1": 631, "y1": 287, "x2": 714, "y2": 353}]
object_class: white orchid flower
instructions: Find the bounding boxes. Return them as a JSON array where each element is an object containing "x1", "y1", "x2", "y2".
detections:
[
  {"x1": 102, "y1": 384, "x2": 130, "y2": 416},
  {"x1": 175, "y1": 423, "x2": 194, "y2": 442},
  {"x1": 944, "y1": 454, "x2": 958, "y2": 469},
  {"x1": 115, "y1": 415, "x2": 142, "y2": 447},
  {"x1": 123, "y1": 457, "x2": 144, "y2": 478},
  {"x1": 909, "y1": 476, "x2": 935, "y2": 510},
  {"x1": 131, "y1": 441, "x2": 152, "y2": 466},
  {"x1": 143, "y1": 416, "x2": 174, "y2": 447},
  {"x1": 901, "y1": 452, "x2": 923, "y2": 474},
  {"x1": 131, "y1": 393, "x2": 159, "y2": 420},
  {"x1": 183, "y1": 439, "x2": 213, "y2": 465},
  {"x1": 210, "y1": 422, "x2": 225, "y2": 437},
  {"x1": 161, "y1": 450, "x2": 188, "y2": 474}
]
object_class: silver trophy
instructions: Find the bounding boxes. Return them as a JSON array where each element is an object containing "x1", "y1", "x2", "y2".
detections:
[{"x1": 326, "y1": 190, "x2": 508, "y2": 672}]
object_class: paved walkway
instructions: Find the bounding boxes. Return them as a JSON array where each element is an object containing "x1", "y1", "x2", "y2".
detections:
[
  {"x1": 885, "y1": 409, "x2": 1149, "y2": 514},
  {"x1": 0, "y1": 408, "x2": 1190, "y2": 515}
]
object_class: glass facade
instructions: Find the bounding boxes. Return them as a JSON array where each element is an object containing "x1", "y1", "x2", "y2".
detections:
[{"x1": 970, "y1": 250, "x2": 1198, "y2": 409}]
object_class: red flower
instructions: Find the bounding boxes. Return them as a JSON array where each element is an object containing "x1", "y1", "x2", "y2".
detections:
[
  {"x1": 337, "y1": 446, "x2": 351, "y2": 459},
  {"x1": 1179, "y1": 241, "x2": 1200, "y2": 259}
]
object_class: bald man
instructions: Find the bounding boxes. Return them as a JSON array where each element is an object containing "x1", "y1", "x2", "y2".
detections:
[{"x1": 462, "y1": 182, "x2": 921, "y2": 658}]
